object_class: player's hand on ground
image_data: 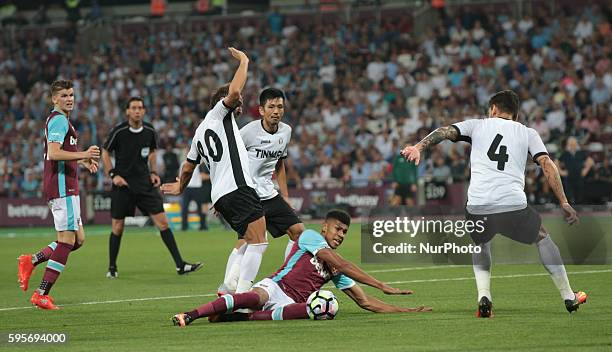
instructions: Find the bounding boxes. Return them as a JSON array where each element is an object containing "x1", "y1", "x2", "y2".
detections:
[
  {"x1": 561, "y1": 202, "x2": 579, "y2": 225},
  {"x1": 228, "y1": 47, "x2": 249, "y2": 62},
  {"x1": 150, "y1": 173, "x2": 161, "y2": 187},
  {"x1": 401, "y1": 145, "x2": 421, "y2": 165},
  {"x1": 84, "y1": 145, "x2": 101, "y2": 160},
  {"x1": 399, "y1": 306, "x2": 433, "y2": 312},
  {"x1": 112, "y1": 175, "x2": 129, "y2": 187},
  {"x1": 160, "y1": 178, "x2": 181, "y2": 195},
  {"x1": 381, "y1": 284, "x2": 413, "y2": 295}
]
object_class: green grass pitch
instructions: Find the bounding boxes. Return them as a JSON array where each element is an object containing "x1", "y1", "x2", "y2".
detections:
[{"x1": 0, "y1": 222, "x2": 611, "y2": 351}]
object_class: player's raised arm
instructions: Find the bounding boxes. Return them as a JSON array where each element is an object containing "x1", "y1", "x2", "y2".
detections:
[
  {"x1": 316, "y1": 248, "x2": 411, "y2": 295},
  {"x1": 535, "y1": 154, "x2": 579, "y2": 225},
  {"x1": 400, "y1": 126, "x2": 459, "y2": 165},
  {"x1": 342, "y1": 283, "x2": 431, "y2": 313},
  {"x1": 223, "y1": 47, "x2": 249, "y2": 109}
]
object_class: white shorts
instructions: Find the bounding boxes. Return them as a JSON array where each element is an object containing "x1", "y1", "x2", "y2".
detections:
[
  {"x1": 48, "y1": 195, "x2": 82, "y2": 232},
  {"x1": 252, "y1": 278, "x2": 295, "y2": 311}
]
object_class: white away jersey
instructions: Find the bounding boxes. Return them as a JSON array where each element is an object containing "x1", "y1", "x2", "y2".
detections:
[
  {"x1": 240, "y1": 120, "x2": 292, "y2": 200},
  {"x1": 452, "y1": 118, "x2": 548, "y2": 214},
  {"x1": 187, "y1": 100, "x2": 255, "y2": 204}
]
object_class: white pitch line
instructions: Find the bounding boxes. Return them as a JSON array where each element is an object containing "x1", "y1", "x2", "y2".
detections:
[
  {"x1": 369, "y1": 266, "x2": 464, "y2": 273},
  {"x1": 386, "y1": 269, "x2": 612, "y2": 285},
  {"x1": 0, "y1": 293, "x2": 218, "y2": 312},
  {"x1": 2, "y1": 269, "x2": 611, "y2": 312}
]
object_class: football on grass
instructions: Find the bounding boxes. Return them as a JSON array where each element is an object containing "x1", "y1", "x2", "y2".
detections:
[{"x1": 306, "y1": 290, "x2": 339, "y2": 320}]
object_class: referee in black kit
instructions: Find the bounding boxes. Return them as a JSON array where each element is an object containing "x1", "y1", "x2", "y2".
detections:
[{"x1": 102, "y1": 97, "x2": 202, "y2": 278}]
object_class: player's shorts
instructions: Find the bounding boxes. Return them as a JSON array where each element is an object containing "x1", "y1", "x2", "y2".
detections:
[
  {"x1": 262, "y1": 194, "x2": 302, "y2": 238},
  {"x1": 110, "y1": 186, "x2": 165, "y2": 219},
  {"x1": 252, "y1": 278, "x2": 296, "y2": 311},
  {"x1": 394, "y1": 183, "x2": 415, "y2": 200},
  {"x1": 466, "y1": 205, "x2": 541, "y2": 245},
  {"x1": 201, "y1": 181, "x2": 212, "y2": 203},
  {"x1": 214, "y1": 186, "x2": 264, "y2": 237},
  {"x1": 48, "y1": 195, "x2": 82, "y2": 232}
]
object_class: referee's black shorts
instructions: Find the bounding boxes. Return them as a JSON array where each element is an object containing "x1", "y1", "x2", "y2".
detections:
[
  {"x1": 214, "y1": 186, "x2": 264, "y2": 238},
  {"x1": 394, "y1": 183, "x2": 415, "y2": 200},
  {"x1": 466, "y1": 206, "x2": 542, "y2": 245},
  {"x1": 110, "y1": 186, "x2": 165, "y2": 219},
  {"x1": 262, "y1": 194, "x2": 302, "y2": 238}
]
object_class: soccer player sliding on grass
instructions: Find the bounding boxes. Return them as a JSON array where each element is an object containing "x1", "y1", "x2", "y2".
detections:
[
  {"x1": 172, "y1": 209, "x2": 431, "y2": 326},
  {"x1": 401, "y1": 90, "x2": 586, "y2": 317}
]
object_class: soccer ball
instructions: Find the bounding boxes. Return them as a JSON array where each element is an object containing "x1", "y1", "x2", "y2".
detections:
[{"x1": 306, "y1": 290, "x2": 339, "y2": 320}]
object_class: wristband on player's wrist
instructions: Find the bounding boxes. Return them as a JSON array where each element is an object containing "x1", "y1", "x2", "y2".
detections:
[
  {"x1": 150, "y1": 171, "x2": 158, "y2": 176},
  {"x1": 109, "y1": 169, "x2": 117, "y2": 179}
]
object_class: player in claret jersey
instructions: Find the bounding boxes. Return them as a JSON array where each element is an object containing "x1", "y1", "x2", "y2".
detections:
[
  {"x1": 171, "y1": 209, "x2": 431, "y2": 327},
  {"x1": 401, "y1": 90, "x2": 587, "y2": 317},
  {"x1": 17, "y1": 80, "x2": 100, "y2": 310}
]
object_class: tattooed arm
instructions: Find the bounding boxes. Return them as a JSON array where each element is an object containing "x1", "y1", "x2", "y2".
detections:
[
  {"x1": 536, "y1": 154, "x2": 579, "y2": 225},
  {"x1": 401, "y1": 126, "x2": 459, "y2": 165}
]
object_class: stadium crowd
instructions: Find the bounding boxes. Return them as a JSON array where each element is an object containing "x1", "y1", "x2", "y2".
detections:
[{"x1": 0, "y1": 2, "x2": 610, "y2": 205}]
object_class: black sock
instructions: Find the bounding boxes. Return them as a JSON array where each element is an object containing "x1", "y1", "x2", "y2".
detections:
[
  {"x1": 186, "y1": 310, "x2": 199, "y2": 321},
  {"x1": 39, "y1": 281, "x2": 53, "y2": 295},
  {"x1": 160, "y1": 228, "x2": 183, "y2": 268},
  {"x1": 200, "y1": 213, "x2": 207, "y2": 229},
  {"x1": 109, "y1": 233, "x2": 122, "y2": 269}
]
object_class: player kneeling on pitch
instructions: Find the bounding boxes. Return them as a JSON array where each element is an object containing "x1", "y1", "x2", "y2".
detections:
[{"x1": 172, "y1": 209, "x2": 431, "y2": 326}]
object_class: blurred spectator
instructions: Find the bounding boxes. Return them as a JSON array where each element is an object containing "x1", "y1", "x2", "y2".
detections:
[
  {"x1": 558, "y1": 137, "x2": 589, "y2": 204},
  {"x1": 0, "y1": 2, "x2": 609, "y2": 208},
  {"x1": 431, "y1": 153, "x2": 452, "y2": 183}
]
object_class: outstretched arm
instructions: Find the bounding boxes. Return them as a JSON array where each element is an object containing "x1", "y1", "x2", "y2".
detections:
[
  {"x1": 536, "y1": 154, "x2": 579, "y2": 225},
  {"x1": 316, "y1": 248, "x2": 411, "y2": 295},
  {"x1": 343, "y1": 284, "x2": 431, "y2": 313},
  {"x1": 401, "y1": 126, "x2": 458, "y2": 165},
  {"x1": 160, "y1": 161, "x2": 196, "y2": 195}
]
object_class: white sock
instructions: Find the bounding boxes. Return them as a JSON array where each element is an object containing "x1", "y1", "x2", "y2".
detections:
[
  {"x1": 236, "y1": 243, "x2": 268, "y2": 293},
  {"x1": 223, "y1": 243, "x2": 246, "y2": 291},
  {"x1": 284, "y1": 239, "x2": 295, "y2": 260},
  {"x1": 472, "y1": 241, "x2": 492, "y2": 302},
  {"x1": 537, "y1": 234, "x2": 574, "y2": 300}
]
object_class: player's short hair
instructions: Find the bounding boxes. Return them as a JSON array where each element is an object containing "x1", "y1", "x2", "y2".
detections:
[
  {"x1": 488, "y1": 90, "x2": 519, "y2": 120},
  {"x1": 125, "y1": 96, "x2": 145, "y2": 110},
  {"x1": 210, "y1": 83, "x2": 230, "y2": 110},
  {"x1": 259, "y1": 87, "x2": 285, "y2": 106},
  {"x1": 326, "y1": 209, "x2": 351, "y2": 227},
  {"x1": 50, "y1": 80, "x2": 73, "y2": 96}
]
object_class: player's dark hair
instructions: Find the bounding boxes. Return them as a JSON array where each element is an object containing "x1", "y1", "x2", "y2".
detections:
[
  {"x1": 125, "y1": 96, "x2": 145, "y2": 110},
  {"x1": 326, "y1": 209, "x2": 351, "y2": 227},
  {"x1": 488, "y1": 90, "x2": 519, "y2": 120},
  {"x1": 259, "y1": 87, "x2": 285, "y2": 106},
  {"x1": 50, "y1": 80, "x2": 73, "y2": 96},
  {"x1": 210, "y1": 83, "x2": 230, "y2": 110}
]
